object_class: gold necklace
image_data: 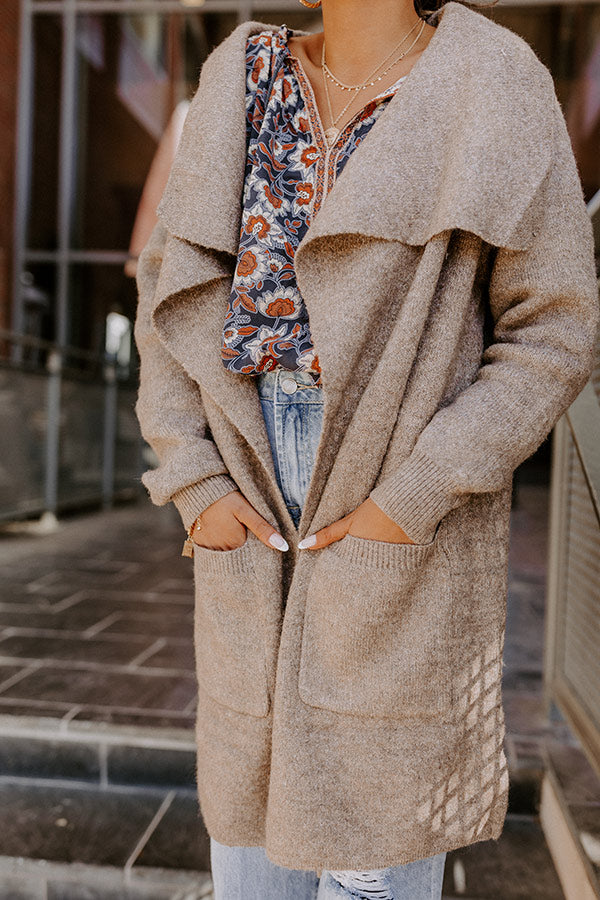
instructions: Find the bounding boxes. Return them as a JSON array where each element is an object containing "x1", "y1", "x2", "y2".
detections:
[
  {"x1": 322, "y1": 18, "x2": 422, "y2": 91},
  {"x1": 321, "y1": 19, "x2": 425, "y2": 146}
]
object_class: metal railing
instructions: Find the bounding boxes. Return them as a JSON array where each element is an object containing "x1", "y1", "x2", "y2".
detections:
[{"x1": 0, "y1": 328, "x2": 145, "y2": 522}]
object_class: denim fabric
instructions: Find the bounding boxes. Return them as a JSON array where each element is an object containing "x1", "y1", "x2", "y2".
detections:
[
  {"x1": 257, "y1": 367, "x2": 325, "y2": 529},
  {"x1": 209, "y1": 367, "x2": 447, "y2": 898},
  {"x1": 210, "y1": 837, "x2": 447, "y2": 899}
]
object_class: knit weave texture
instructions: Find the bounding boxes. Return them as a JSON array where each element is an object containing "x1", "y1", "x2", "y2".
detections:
[{"x1": 133, "y1": 0, "x2": 600, "y2": 871}]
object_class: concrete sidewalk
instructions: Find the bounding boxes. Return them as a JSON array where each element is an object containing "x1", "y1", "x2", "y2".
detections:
[{"x1": 0, "y1": 500, "x2": 196, "y2": 730}]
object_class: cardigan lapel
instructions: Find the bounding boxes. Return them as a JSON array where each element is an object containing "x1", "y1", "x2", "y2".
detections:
[
  {"x1": 156, "y1": 0, "x2": 554, "y2": 256},
  {"x1": 150, "y1": 1, "x2": 556, "y2": 530}
]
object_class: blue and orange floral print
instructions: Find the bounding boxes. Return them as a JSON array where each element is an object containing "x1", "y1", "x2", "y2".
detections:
[{"x1": 221, "y1": 25, "x2": 407, "y2": 386}]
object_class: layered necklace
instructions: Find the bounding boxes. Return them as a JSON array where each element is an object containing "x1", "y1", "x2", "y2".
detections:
[{"x1": 321, "y1": 18, "x2": 426, "y2": 146}]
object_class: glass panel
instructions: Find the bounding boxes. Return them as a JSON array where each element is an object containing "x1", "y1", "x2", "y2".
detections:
[
  {"x1": 67, "y1": 264, "x2": 137, "y2": 366},
  {"x1": 72, "y1": 13, "x2": 163, "y2": 252},
  {"x1": 27, "y1": 15, "x2": 61, "y2": 251},
  {"x1": 20, "y1": 263, "x2": 57, "y2": 351},
  {"x1": 71, "y1": 12, "x2": 188, "y2": 252},
  {"x1": 114, "y1": 386, "x2": 143, "y2": 493},
  {"x1": 57, "y1": 374, "x2": 104, "y2": 505},
  {"x1": 0, "y1": 366, "x2": 47, "y2": 518}
]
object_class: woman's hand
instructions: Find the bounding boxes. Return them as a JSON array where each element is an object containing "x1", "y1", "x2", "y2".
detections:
[
  {"x1": 192, "y1": 491, "x2": 289, "y2": 552},
  {"x1": 297, "y1": 498, "x2": 416, "y2": 549}
]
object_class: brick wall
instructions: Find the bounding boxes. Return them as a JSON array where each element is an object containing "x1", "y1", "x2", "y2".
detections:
[{"x1": 0, "y1": 0, "x2": 19, "y2": 331}]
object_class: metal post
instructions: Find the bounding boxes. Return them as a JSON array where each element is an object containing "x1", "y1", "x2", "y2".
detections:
[
  {"x1": 12, "y1": 0, "x2": 35, "y2": 351},
  {"x1": 56, "y1": 0, "x2": 77, "y2": 349},
  {"x1": 102, "y1": 362, "x2": 117, "y2": 508},
  {"x1": 40, "y1": 0, "x2": 79, "y2": 515},
  {"x1": 44, "y1": 348, "x2": 62, "y2": 512}
]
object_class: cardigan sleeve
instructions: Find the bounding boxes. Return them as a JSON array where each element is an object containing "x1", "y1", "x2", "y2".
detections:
[
  {"x1": 133, "y1": 220, "x2": 239, "y2": 531},
  {"x1": 368, "y1": 93, "x2": 600, "y2": 544}
]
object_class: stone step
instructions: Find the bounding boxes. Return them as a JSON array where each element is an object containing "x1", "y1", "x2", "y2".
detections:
[
  {"x1": 0, "y1": 715, "x2": 196, "y2": 791},
  {"x1": 0, "y1": 777, "x2": 213, "y2": 899}
]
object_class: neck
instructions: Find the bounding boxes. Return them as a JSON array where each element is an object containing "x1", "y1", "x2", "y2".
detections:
[{"x1": 318, "y1": 0, "x2": 430, "y2": 83}]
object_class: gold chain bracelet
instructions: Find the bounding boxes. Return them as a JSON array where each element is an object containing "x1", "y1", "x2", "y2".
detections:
[{"x1": 181, "y1": 513, "x2": 202, "y2": 558}]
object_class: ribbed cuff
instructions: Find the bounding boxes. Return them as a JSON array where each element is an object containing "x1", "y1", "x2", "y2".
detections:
[
  {"x1": 368, "y1": 450, "x2": 459, "y2": 545},
  {"x1": 172, "y1": 474, "x2": 239, "y2": 531}
]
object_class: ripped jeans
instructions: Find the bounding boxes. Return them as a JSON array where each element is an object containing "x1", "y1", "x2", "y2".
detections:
[
  {"x1": 209, "y1": 367, "x2": 447, "y2": 899},
  {"x1": 210, "y1": 838, "x2": 447, "y2": 899}
]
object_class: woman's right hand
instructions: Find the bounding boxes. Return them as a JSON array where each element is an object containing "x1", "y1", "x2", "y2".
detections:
[{"x1": 191, "y1": 490, "x2": 289, "y2": 552}]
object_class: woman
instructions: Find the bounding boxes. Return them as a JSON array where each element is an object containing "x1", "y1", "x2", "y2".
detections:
[{"x1": 133, "y1": 0, "x2": 599, "y2": 896}]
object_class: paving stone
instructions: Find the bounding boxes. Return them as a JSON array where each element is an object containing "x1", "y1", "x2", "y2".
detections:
[
  {"x1": 568, "y1": 805, "x2": 600, "y2": 886},
  {"x1": 60, "y1": 593, "x2": 193, "y2": 621},
  {"x1": 0, "y1": 607, "x2": 123, "y2": 632},
  {"x1": 0, "y1": 782, "x2": 163, "y2": 866},
  {"x1": 110, "y1": 571, "x2": 194, "y2": 594},
  {"x1": 0, "y1": 587, "x2": 87, "y2": 609},
  {"x1": 0, "y1": 700, "x2": 77, "y2": 719},
  {"x1": 133, "y1": 791, "x2": 210, "y2": 872},
  {"x1": 546, "y1": 741, "x2": 600, "y2": 805},
  {"x1": 0, "y1": 634, "x2": 159, "y2": 666},
  {"x1": 442, "y1": 815, "x2": 564, "y2": 898},
  {"x1": 0, "y1": 663, "x2": 29, "y2": 686},
  {"x1": 142, "y1": 642, "x2": 196, "y2": 671},
  {"x1": 97, "y1": 613, "x2": 194, "y2": 640},
  {"x1": 0, "y1": 666, "x2": 196, "y2": 711}
]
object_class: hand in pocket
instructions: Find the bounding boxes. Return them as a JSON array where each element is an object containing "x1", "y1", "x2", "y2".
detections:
[
  {"x1": 191, "y1": 490, "x2": 289, "y2": 552},
  {"x1": 298, "y1": 497, "x2": 416, "y2": 550}
]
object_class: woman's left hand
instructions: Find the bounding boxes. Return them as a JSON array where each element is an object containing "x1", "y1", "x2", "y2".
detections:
[{"x1": 298, "y1": 498, "x2": 416, "y2": 549}]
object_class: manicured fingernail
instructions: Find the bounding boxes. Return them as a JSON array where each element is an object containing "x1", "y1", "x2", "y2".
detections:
[
  {"x1": 269, "y1": 533, "x2": 289, "y2": 551},
  {"x1": 298, "y1": 534, "x2": 316, "y2": 549}
]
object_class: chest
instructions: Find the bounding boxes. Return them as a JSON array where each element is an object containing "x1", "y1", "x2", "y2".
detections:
[{"x1": 285, "y1": 34, "x2": 424, "y2": 140}]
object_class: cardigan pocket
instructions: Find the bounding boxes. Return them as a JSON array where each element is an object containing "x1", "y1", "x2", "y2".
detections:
[
  {"x1": 298, "y1": 525, "x2": 454, "y2": 719},
  {"x1": 192, "y1": 531, "x2": 270, "y2": 718}
]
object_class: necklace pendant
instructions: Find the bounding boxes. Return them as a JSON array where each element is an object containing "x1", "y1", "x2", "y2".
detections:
[{"x1": 324, "y1": 126, "x2": 338, "y2": 145}]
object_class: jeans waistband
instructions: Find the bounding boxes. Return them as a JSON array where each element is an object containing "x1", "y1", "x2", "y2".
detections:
[{"x1": 256, "y1": 367, "x2": 323, "y2": 402}]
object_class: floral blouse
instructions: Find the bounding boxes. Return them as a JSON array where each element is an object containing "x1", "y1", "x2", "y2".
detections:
[{"x1": 220, "y1": 25, "x2": 408, "y2": 386}]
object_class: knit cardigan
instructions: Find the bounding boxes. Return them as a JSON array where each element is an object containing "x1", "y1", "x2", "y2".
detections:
[{"x1": 133, "y1": 0, "x2": 600, "y2": 871}]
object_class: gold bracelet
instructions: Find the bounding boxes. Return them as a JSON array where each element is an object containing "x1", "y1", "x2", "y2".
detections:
[{"x1": 181, "y1": 513, "x2": 202, "y2": 558}]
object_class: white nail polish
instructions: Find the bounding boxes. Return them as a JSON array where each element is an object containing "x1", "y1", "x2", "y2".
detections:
[
  {"x1": 298, "y1": 534, "x2": 317, "y2": 549},
  {"x1": 269, "y1": 533, "x2": 289, "y2": 551}
]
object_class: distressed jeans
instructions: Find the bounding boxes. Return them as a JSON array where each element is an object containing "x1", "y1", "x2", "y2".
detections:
[{"x1": 209, "y1": 366, "x2": 447, "y2": 899}]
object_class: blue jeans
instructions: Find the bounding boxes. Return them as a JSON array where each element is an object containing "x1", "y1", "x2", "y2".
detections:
[
  {"x1": 209, "y1": 367, "x2": 447, "y2": 899},
  {"x1": 257, "y1": 367, "x2": 324, "y2": 529}
]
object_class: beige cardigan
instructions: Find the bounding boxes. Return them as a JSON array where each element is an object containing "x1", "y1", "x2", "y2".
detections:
[{"x1": 133, "y1": 0, "x2": 599, "y2": 871}]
